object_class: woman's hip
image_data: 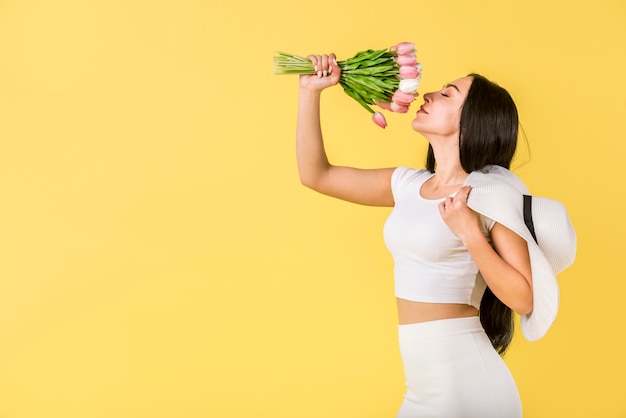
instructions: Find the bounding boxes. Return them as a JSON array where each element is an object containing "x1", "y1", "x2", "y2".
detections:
[{"x1": 397, "y1": 316, "x2": 521, "y2": 417}]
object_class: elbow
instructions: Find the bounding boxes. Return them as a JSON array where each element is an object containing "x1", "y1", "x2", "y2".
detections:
[
  {"x1": 299, "y1": 174, "x2": 320, "y2": 191},
  {"x1": 298, "y1": 167, "x2": 329, "y2": 193},
  {"x1": 516, "y1": 305, "x2": 533, "y2": 316},
  {"x1": 514, "y1": 295, "x2": 534, "y2": 316}
]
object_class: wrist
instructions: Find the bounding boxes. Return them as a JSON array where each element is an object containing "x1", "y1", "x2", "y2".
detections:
[
  {"x1": 460, "y1": 228, "x2": 488, "y2": 249},
  {"x1": 299, "y1": 85, "x2": 324, "y2": 94},
  {"x1": 299, "y1": 87, "x2": 325, "y2": 102}
]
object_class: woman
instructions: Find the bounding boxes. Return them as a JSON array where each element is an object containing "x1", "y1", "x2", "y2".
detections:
[{"x1": 296, "y1": 53, "x2": 529, "y2": 417}]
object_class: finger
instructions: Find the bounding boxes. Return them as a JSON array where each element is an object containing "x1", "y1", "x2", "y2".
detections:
[
  {"x1": 456, "y1": 185, "x2": 472, "y2": 203},
  {"x1": 329, "y1": 53, "x2": 340, "y2": 77},
  {"x1": 438, "y1": 201, "x2": 446, "y2": 217},
  {"x1": 307, "y1": 55, "x2": 319, "y2": 75},
  {"x1": 320, "y1": 54, "x2": 329, "y2": 77},
  {"x1": 315, "y1": 55, "x2": 324, "y2": 77},
  {"x1": 439, "y1": 197, "x2": 452, "y2": 213}
]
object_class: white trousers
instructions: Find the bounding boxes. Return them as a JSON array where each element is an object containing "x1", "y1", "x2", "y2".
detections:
[{"x1": 396, "y1": 316, "x2": 522, "y2": 418}]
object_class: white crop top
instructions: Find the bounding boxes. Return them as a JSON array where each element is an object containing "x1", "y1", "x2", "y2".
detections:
[{"x1": 383, "y1": 167, "x2": 495, "y2": 309}]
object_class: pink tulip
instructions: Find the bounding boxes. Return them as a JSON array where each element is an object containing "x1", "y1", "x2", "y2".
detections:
[
  {"x1": 399, "y1": 65, "x2": 419, "y2": 79},
  {"x1": 392, "y1": 90, "x2": 415, "y2": 105},
  {"x1": 394, "y1": 42, "x2": 415, "y2": 55},
  {"x1": 372, "y1": 111, "x2": 387, "y2": 128},
  {"x1": 390, "y1": 102, "x2": 409, "y2": 113},
  {"x1": 374, "y1": 100, "x2": 393, "y2": 111},
  {"x1": 396, "y1": 54, "x2": 417, "y2": 66}
]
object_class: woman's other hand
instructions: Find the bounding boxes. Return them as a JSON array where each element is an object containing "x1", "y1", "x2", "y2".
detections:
[{"x1": 439, "y1": 186, "x2": 482, "y2": 245}]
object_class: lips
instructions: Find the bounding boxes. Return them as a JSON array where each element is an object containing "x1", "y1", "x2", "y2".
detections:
[{"x1": 418, "y1": 105, "x2": 429, "y2": 114}]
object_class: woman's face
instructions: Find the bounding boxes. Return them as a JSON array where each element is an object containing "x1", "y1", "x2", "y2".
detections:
[{"x1": 411, "y1": 76, "x2": 473, "y2": 138}]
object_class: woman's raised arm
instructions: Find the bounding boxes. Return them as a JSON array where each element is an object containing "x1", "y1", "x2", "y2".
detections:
[{"x1": 296, "y1": 53, "x2": 395, "y2": 207}]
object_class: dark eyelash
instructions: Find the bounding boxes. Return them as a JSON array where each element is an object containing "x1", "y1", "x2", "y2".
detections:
[{"x1": 441, "y1": 92, "x2": 449, "y2": 97}]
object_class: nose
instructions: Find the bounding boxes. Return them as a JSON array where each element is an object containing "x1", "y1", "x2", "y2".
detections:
[{"x1": 423, "y1": 91, "x2": 433, "y2": 103}]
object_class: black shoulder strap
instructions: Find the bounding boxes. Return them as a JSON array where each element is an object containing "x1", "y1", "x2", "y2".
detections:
[{"x1": 523, "y1": 195, "x2": 538, "y2": 244}]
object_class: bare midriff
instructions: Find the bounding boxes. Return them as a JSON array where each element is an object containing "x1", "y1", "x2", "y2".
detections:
[{"x1": 396, "y1": 297, "x2": 479, "y2": 325}]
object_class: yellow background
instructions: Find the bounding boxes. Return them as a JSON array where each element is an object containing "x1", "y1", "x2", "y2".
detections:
[{"x1": 0, "y1": 0, "x2": 624, "y2": 417}]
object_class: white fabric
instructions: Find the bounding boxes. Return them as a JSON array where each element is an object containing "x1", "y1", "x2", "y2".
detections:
[
  {"x1": 465, "y1": 165, "x2": 576, "y2": 341},
  {"x1": 384, "y1": 167, "x2": 494, "y2": 310},
  {"x1": 397, "y1": 317, "x2": 522, "y2": 418}
]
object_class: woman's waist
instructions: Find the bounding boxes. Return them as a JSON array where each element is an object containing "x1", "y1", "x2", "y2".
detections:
[{"x1": 396, "y1": 297, "x2": 479, "y2": 325}]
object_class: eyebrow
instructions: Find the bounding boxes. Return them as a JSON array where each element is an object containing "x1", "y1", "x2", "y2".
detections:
[{"x1": 443, "y1": 83, "x2": 461, "y2": 92}]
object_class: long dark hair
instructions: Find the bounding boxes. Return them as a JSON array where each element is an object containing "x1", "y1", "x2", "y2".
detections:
[{"x1": 426, "y1": 73, "x2": 519, "y2": 355}]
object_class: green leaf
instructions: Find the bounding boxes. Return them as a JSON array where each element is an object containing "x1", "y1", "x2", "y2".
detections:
[
  {"x1": 341, "y1": 84, "x2": 375, "y2": 114},
  {"x1": 344, "y1": 65, "x2": 396, "y2": 75},
  {"x1": 348, "y1": 75, "x2": 386, "y2": 93},
  {"x1": 367, "y1": 75, "x2": 399, "y2": 90},
  {"x1": 355, "y1": 56, "x2": 396, "y2": 68},
  {"x1": 344, "y1": 48, "x2": 388, "y2": 65},
  {"x1": 341, "y1": 78, "x2": 389, "y2": 103}
]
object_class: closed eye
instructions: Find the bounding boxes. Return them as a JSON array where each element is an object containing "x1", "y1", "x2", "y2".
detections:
[{"x1": 441, "y1": 83, "x2": 460, "y2": 98}]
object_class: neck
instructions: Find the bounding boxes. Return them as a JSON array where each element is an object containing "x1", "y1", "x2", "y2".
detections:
[
  {"x1": 433, "y1": 164, "x2": 467, "y2": 185},
  {"x1": 429, "y1": 140, "x2": 467, "y2": 185}
]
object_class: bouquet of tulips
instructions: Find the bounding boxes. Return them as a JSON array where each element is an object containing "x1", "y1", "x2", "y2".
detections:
[{"x1": 273, "y1": 42, "x2": 422, "y2": 128}]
